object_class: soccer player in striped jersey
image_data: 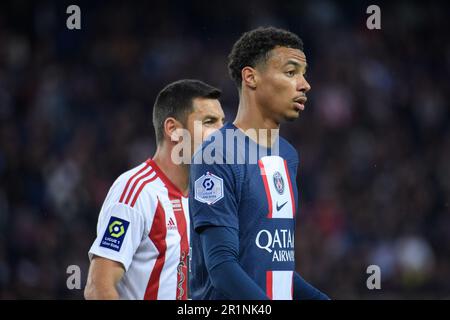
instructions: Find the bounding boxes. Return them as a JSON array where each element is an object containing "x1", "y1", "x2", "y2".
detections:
[
  {"x1": 189, "y1": 27, "x2": 329, "y2": 300},
  {"x1": 84, "y1": 79, "x2": 225, "y2": 300}
]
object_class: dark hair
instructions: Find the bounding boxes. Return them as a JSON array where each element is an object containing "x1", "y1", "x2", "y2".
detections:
[
  {"x1": 228, "y1": 26, "x2": 304, "y2": 87},
  {"x1": 152, "y1": 79, "x2": 221, "y2": 143}
]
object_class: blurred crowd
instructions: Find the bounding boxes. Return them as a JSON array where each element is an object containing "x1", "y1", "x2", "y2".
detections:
[{"x1": 0, "y1": 0, "x2": 449, "y2": 299}]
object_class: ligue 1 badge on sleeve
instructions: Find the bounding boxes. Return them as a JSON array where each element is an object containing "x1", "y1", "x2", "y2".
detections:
[
  {"x1": 100, "y1": 216, "x2": 130, "y2": 252},
  {"x1": 194, "y1": 172, "x2": 224, "y2": 205}
]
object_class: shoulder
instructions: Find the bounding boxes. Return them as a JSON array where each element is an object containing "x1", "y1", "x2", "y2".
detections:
[
  {"x1": 193, "y1": 123, "x2": 233, "y2": 162},
  {"x1": 278, "y1": 136, "x2": 299, "y2": 164},
  {"x1": 192, "y1": 123, "x2": 242, "y2": 173},
  {"x1": 105, "y1": 160, "x2": 160, "y2": 216}
]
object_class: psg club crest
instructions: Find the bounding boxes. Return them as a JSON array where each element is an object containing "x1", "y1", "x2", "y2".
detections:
[{"x1": 273, "y1": 171, "x2": 285, "y2": 195}]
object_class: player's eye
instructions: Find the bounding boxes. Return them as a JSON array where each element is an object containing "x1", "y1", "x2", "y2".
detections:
[{"x1": 285, "y1": 70, "x2": 295, "y2": 77}]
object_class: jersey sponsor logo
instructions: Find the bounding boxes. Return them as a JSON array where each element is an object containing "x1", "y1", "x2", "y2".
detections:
[
  {"x1": 167, "y1": 217, "x2": 177, "y2": 230},
  {"x1": 255, "y1": 229, "x2": 295, "y2": 262},
  {"x1": 194, "y1": 172, "x2": 224, "y2": 205},
  {"x1": 100, "y1": 216, "x2": 130, "y2": 252},
  {"x1": 272, "y1": 171, "x2": 285, "y2": 195}
]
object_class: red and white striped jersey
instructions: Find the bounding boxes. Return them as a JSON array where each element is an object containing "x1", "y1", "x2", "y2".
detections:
[{"x1": 88, "y1": 158, "x2": 190, "y2": 300}]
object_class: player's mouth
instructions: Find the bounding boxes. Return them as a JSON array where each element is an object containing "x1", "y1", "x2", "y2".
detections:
[{"x1": 293, "y1": 96, "x2": 307, "y2": 111}]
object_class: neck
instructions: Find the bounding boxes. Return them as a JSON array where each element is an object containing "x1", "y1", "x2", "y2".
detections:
[
  {"x1": 233, "y1": 90, "x2": 280, "y2": 148},
  {"x1": 152, "y1": 143, "x2": 189, "y2": 196}
]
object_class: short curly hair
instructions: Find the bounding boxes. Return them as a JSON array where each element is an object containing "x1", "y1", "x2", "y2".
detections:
[{"x1": 228, "y1": 26, "x2": 304, "y2": 87}]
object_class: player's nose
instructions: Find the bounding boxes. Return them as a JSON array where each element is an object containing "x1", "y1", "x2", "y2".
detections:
[{"x1": 297, "y1": 76, "x2": 311, "y2": 93}]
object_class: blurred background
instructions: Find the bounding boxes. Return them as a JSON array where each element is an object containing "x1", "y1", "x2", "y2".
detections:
[{"x1": 0, "y1": 0, "x2": 449, "y2": 299}]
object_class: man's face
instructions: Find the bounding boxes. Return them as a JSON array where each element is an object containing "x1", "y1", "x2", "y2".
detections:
[
  {"x1": 255, "y1": 46, "x2": 311, "y2": 122},
  {"x1": 185, "y1": 97, "x2": 225, "y2": 155}
]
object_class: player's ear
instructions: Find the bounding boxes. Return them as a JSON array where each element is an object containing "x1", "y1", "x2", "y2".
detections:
[
  {"x1": 163, "y1": 117, "x2": 184, "y2": 143},
  {"x1": 241, "y1": 66, "x2": 257, "y2": 90}
]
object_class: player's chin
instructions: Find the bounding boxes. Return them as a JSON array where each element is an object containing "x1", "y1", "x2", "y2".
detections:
[{"x1": 284, "y1": 109, "x2": 301, "y2": 121}]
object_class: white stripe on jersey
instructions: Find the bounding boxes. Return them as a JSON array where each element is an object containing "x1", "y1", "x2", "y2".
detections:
[
  {"x1": 259, "y1": 156, "x2": 295, "y2": 219},
  {"x1": 271, "y1": 270, "x2": 293, "y2": 300}
]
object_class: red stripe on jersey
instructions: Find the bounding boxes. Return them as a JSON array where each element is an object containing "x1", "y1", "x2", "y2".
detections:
[
  {"x1": 172, "y1": 195, "x2": 189, "y2": 300},
  {"x1": 130, "y1": 174, "x2": 158, "y2": 207},
  {"x1": 124, "y1": 167, "x2": 154, "y2": 205},
  {"x1": 147, "y1": 159, "x2": 186, "y2": 197},
  {"x1": 258, "y1": 160, "x2": 273, "y2": 218},
  {"x1": 119, "y1": 161, "x2": 151, "y2": 203},
  {"x1": 144, "y1": 199, "x2": 167, "y2": 300},
  {"x1": 283, "y1": 160, "x2": 296, "y2": 218},
  {"x1": 266, "y1": 271, "x2": 273, "y2": 300}
]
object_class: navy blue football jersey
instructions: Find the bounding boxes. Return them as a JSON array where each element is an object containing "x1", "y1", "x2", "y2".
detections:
[{"x1": 189, "y1": 122, "x2": 299, "y2": 300}]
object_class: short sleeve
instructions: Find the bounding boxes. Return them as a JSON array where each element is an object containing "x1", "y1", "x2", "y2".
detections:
[{"x1": 88, "y1": 202, "x2": 145, "y2": 271}]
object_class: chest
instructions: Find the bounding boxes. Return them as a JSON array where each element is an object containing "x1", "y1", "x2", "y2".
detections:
[{"x1": 240, "y1": 155, "x2": 298, "y2": 227}]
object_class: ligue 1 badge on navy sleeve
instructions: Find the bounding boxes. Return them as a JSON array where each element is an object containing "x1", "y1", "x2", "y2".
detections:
[{"x1": 194, "y1": 172, "x2": 223, "y2": 205}]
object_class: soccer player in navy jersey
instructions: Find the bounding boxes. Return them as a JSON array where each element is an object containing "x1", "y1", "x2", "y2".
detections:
[{"x1": 188, "y1": 27, "x2": 329, "y2": 300}]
